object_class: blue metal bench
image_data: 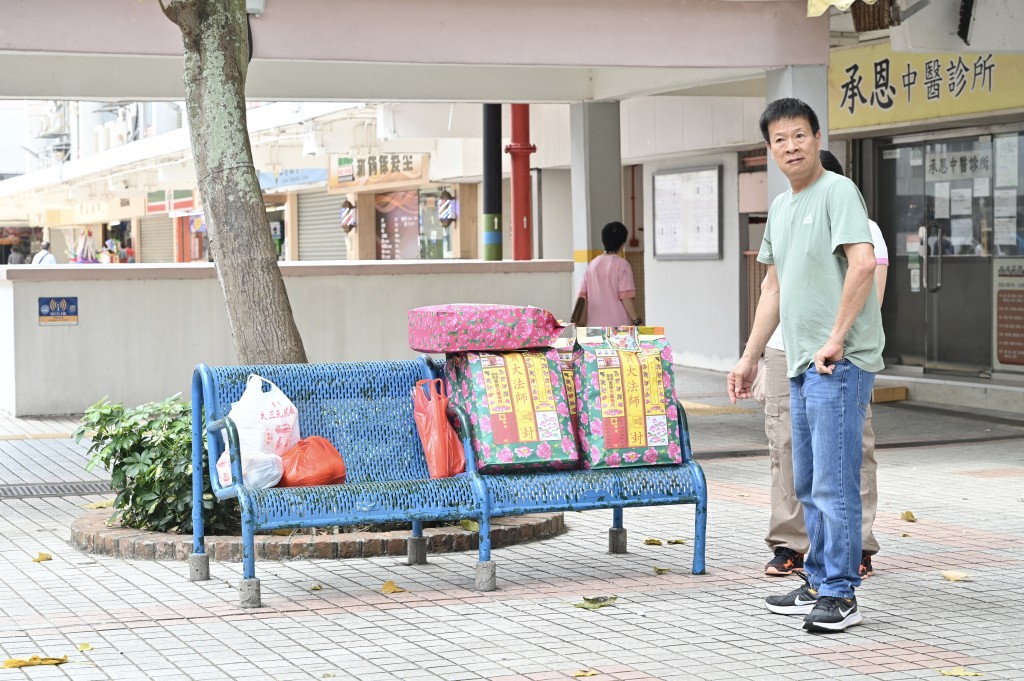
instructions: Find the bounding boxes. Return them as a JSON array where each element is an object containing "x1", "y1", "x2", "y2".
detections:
[
  {"x1": 190, "y1": 358, "x2": 707, "y2": 605},
  {"x1": 189, "y1": 358, "x2": 480, "y2": 607},
  {"x1": 432, "y1": 356, "x2": 708, "y2": 591}
]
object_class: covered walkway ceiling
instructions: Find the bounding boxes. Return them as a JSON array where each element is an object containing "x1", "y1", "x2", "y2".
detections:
[{"x1": 0, "y1": 0, "x2": 827, "y2": 103}]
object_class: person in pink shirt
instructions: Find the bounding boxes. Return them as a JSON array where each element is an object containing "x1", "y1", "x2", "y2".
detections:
[{"x1": 576, "y1": 221, "x2": 642, "y2": 327}]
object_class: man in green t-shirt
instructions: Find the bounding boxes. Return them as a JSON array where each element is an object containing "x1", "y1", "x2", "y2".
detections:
[{"x1": 727, "y1": 98, "x2": 884, "y2": 633}]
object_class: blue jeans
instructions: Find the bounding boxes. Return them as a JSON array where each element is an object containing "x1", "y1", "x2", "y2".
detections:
[{"x1": 790, "y1": 360, "x2": 874, "y2": 598}]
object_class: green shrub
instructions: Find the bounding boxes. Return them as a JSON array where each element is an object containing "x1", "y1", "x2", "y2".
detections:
[{"x1": 73, "y1": 395, "x2": 238, "y2": 535}]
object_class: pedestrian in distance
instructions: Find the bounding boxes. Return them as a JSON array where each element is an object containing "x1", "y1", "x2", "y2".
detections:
[
  {"x1": 6, "y1": 246, "x2": 26, "y2": 265},
  {"x1": 728, "y1": 98, "x2": 884, "y2": 633},
  {"x1": 31, "y1": 241, "x2": 57, "y2": 265},
  {"x1": 572, "y1": 221, "x2": 642, "y2": 327},
  {"x1": 757, "y1": 149, "x2": 889, "y2": 582}
]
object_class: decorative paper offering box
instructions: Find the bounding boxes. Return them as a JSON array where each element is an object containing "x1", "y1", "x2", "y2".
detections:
[
  {"x1": 408, "y1": 304, "x2": 564, "y2": 353},
  {"x1": 572, "y1": 327, "x2": 683, "y2": 470},
  {"x1": 443, "y1": 350, "x2": 579, "y2": 474}
]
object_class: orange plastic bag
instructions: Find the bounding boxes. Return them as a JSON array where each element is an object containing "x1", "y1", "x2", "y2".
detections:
[
  {"x1": 412, "y1": 379, "x2": 466, "y2": 479},
  {"x1": 279, "y1": 436, "x2": 347, "y2": 487}
]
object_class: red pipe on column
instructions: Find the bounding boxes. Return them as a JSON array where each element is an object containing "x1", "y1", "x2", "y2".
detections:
[{"x1": 506, "y1": 104, "x2": 536, "y2": 261}]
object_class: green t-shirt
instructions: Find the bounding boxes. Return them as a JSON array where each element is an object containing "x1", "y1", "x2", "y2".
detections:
[{"x1": 757, "y1": 170, "x2": 885, "y2": 378}]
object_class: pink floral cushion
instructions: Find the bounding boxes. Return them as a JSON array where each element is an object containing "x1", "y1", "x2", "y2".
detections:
[{"x1": 408, "y1": 304, "x2": 564, "y2": 353}]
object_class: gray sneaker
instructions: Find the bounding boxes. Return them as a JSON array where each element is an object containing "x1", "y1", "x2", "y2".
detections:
[
  {"x1": 802, "y1": 595, "x2": 862, "y2": 633},
  {"x1": 765, "y1": 572, "x2": 818, "y2": 615}
]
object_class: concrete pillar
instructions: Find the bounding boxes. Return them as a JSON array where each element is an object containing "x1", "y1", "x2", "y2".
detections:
[
  {"x1": 350, "y1": 192, "x2": 378, "y2": 260},
  {"x1": 452, "y1": 183, "x2": 479, "y2": 259},
  {"x1": 764, "y1": 66, "x2": 829, "y2": 200},
  {"x1": 284, "y1": 192, "x2": 298, "y2": 261},
  {"x1": 569, "y1": 102, "x2": 623, "y2": 293}
]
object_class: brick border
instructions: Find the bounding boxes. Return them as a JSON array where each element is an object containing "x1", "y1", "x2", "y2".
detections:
[{"x1": 70, "y1": 510, "x2": 565, "y2": 561}]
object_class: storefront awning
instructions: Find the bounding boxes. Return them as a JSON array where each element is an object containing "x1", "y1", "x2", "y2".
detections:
[{"x1": 807, "y1": 0, "x2": 878, "y2": 17}]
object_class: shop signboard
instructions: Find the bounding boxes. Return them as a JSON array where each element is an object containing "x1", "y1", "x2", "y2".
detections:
[
  {"x1": 328, "y1": 153, "x2": 428, "y2": 193},
  {"x1": 994, "y1": 259, "x2": 1024, "y2": 372},
  {"x1": 258, "y1": 168, "x2": 328, "y2": 191},
  {"x1": 146, "y1": 190, "x2": 194, "y2": 214},
  {"x1": 375, "y1": 190, "x2": 420, "y2": 260},
  {"x1": 38, "y1": 297, "x2": 78, "y2": 326},
  {"x1": 829, "y1": 44, "x2": 1024, "y2": 131}
]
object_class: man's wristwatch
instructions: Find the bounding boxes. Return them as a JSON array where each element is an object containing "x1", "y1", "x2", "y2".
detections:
[{"x1": 632, "y1": 317, "x2": 643, "y2": 326}]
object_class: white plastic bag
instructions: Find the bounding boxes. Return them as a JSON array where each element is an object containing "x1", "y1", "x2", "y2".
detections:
[
  {"x1": 219, "y1": 374, "x2": 300, "y2": 489},
  {"x1": 217, "y1": 450, "x2": 284, "y2": 490}
]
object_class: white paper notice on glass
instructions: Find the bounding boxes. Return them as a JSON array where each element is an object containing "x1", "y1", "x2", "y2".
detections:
[
  {"x1": 933, "y1": 182, "x2": 950, "y2": 219},
  {"x1": 995, "y1": 217, "x2": 1017, "y2": 246},
  {"x1": 950, "y1": 217, "x2": 973, "y2": 245},
  {"x1": 950, "y1": 188, "x2": 973, "y2": 215},
  {"x1": 974, "y1": 177, "x2": 990, "y2": 197},
  {"x1": 995, "y1": 188, "x2": 1017, "y2": 218},
  {"x1": 995, "y1": 135, "x2": 1019, "y2": 188}
]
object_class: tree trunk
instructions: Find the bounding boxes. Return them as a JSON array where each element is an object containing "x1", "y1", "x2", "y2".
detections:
[{"x1": 161, "y1": 0, "x2": 307, "y2": 365}]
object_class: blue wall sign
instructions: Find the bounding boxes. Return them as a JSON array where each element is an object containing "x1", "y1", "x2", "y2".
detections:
[{"x1": 39, "y1": 297, "x2": 79, "y2": 326}]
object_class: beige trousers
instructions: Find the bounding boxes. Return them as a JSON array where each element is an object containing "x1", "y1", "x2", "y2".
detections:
[{"x1": 763, "y1": 347, "x2": 879, "y2": 555}]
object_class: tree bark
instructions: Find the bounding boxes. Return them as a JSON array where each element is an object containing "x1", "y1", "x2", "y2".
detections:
[{"x1": 161, "y1": 0, "x2": 307, "y2": 365}]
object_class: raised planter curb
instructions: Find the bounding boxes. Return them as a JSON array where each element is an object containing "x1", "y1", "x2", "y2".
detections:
[{"x1": 70, "y1": 510, "x2": 565, "y2": 561}]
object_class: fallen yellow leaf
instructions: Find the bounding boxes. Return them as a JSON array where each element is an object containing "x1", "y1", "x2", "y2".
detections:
[
  {"x1": 460, "y1": 519, "x2": 480, "y2": 533},
  {"x1": 573, "y1": 671, "x2": 598, "y2": 678},
  {"x1": 382, "y1": 580, "x2": 406, "y2": 594},
  {"x1": 653, "y1": 566, "x2": 671, "y2": 575},
  {"x1": 574, "y1": 595, "x2": 618, "y2": 610},
  {"x1": 76, "y1": 643, "x2": 93, "y2": 652},
  {"x1": 310, "y1": 583, "x2": 322, "y2": 591},
  {"x1": 32, "y1": 553, "x2": 52, "y2": 563},
  {"x1": 737, "y1": 493, "x2": 750, "y2": 498},
  {"x1": 3, "y1": 655, "x2": 69, "y2": 668},
  {"x1": 667, "y1": 538, "x2": 687, "y2": 545},
  {"x1": 940, "y1": 571, "x2": 971, "y2": 582},
  {"x1": 643, "y1": 538, "x2": 663, "y2": 546},
  {"x1": 939, "y1": 668, "x2": 983, "y2": 677},
  {"x1": 901, "y1": 510, "x2": 917, "y2": 522},
  {"x1": 269, "y1": 529, "x2": 293, "y2": 536},
  {"x1": 83, "y1": 499, "x2": 113, "y2": 509}
]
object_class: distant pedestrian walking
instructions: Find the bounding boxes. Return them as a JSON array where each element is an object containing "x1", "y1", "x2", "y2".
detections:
[
  {"x1": 573, "y1": 221, "x2": 642, "y2": 327},
  {"x1": 31, "y1": 242, "x2": 57, "y2": 265},
  {"x1": 6, "y1": 246, "x2": 26, "y2": 265}
]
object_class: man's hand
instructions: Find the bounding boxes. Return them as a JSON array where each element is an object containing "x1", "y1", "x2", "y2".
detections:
[
  {"x1": 813, "y1": 337, "x2": 844, "y2": 374},
  {"x1": 727, "y1": 356, "x2": 758, "y2": 404}
]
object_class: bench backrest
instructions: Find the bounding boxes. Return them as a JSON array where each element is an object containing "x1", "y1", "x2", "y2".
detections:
[{"x1": 198, "y1": 360, "x2": 434, "y2": 484}]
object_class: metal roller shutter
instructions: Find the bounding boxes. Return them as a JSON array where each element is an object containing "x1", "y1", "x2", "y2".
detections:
[
  {"x1": 139, "y1": 215, "x2": 174, "y2": 263},
  {"x1": 297, "y1": 191, "x2": 348, "y2": 261}
]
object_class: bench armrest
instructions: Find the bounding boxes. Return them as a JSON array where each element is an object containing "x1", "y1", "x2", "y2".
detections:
[
  {"x1": 447, "y1": 403, "x2": 479, "y2": 473},
  {"x1": 207, "y1": 416, "x2": 242, "y2": 499},
  {"x1": 675, "y1": 399, "x2": 694, "y2": 463}
]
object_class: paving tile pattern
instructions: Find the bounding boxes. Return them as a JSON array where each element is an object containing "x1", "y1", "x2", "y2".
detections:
[
  {"x1": 1, "y1": 431, "x2": 1022, "y2": 680},
  {"x1": 1, "y1": 371, "x2": 1023, "y2": 680}
]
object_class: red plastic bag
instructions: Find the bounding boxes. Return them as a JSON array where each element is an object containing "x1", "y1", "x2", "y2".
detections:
[
  {"x1": 279, "y1": 436, "x2": 347, "y2": 487},
  {"x1": 412, "y1": 379, "x2": 466, "y2": 479}
]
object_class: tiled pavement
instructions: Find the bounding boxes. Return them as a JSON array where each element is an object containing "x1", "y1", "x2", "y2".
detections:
[{"x1": 1, "y1": 369, "x2": 1023, "y2": 680}]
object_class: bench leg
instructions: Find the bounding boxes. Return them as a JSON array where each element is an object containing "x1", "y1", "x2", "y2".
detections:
[
  {"x1": 189, "y1": 553, "x2": 210, "y2": 581},
  {"x1": 239, "y1": 509, "x2": 262, "y2": 608},
  {"x1": 475, "y1": 515, "x2": 496, "y2": 591},
  {"x1": 407, "y1": 521, "x2": 427, "y2": 565},
  {"x1": 475, "y1": 561, "x2": 496, "y2": 591},
  {"x1": 692, "y1": 499, "x2": 707, "y2": 575},
  {"x1": 240, "y1": 578, "x2": 261, "y2": 608},
  {"x1": 609, "y1": 508, "x2": 627, "y2": 554}
]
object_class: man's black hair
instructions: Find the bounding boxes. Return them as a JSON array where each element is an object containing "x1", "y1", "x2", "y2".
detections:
[
  {"x1": 601, "y1": 221, "x2": 629, "y2": 252},
  {"x1": 758, "y1": 98, "x2": 821, "y2": 143},
  {"x1": 819, "y1": 150, "x2": 844, "y2": 176}
]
